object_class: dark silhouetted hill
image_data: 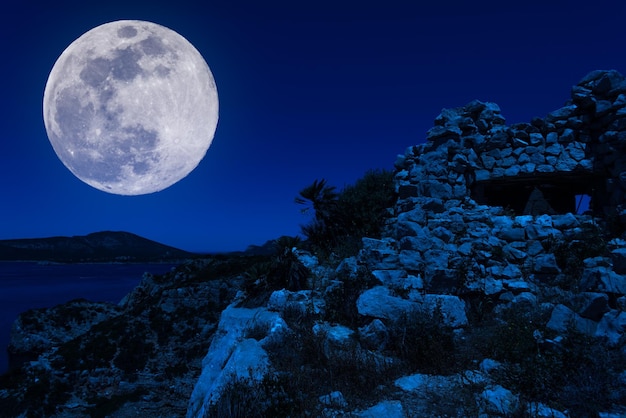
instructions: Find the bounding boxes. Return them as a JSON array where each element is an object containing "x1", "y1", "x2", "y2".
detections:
[{"x1": 0, "y1": 231, "x2": 193, "y2": 262}]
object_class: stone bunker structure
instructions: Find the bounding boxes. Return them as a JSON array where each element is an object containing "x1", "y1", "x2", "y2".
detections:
[
  {"x1": 374, "y1": 69, "x2": 626, "y2": 325},
  {"x1": 395, "y1": 69, "x2": 626, "y2": 219}
]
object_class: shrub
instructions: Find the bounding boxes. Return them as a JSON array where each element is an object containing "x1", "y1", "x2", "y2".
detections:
[
  {"x1": 53, "y1": 316, "x2": 154, "y2": 377},
  {"x1": 86, "y1": 388, "x2": 148, "y2": 418},
  {"x1": 296, "y1": 169, "x2": 396, "y2": 258},
  {"x1": 268, "y1": 236, "x2": 309, "y2": 291},
  {"x1": 483, "y1": 303, "x2": 545, "y2": 364},
  {"x1": 335, "y1": 169, "x2": 396, "y2": 239},
  {"x1": 386, "y1": 306, "x2": 458, "y2": 375},
  {"x1": 494, "y1": 329, "x2": 626, "y2": 416},
  {"x1": 242, "y1": 237, "x2": 311, "y2": 307},
  {"x1": 205, "y1": 374, "x2": 305, "y2": 418},
  {"x1": 543, "y1": 222, "x2": 607, "y2": 290},
  {"x1": 0, "y1": 367, "x2": 71, "y2": 417},
  {"x1": 258, "y1": 305, "x2": 401, "y2": 413},
  {"x1": 323, "y1": 266, "x2": 379, "y2": 327},
  {"x1": 481, "y1": 304, "x2": 626, "y2": 416}
]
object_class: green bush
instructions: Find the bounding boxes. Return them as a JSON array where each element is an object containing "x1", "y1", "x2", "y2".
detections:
[
  {"x1": 0, "y1": 367, "x2": 71, "y2": 417},
  {"x1": 483, "y1": 304, "x2": 544, "y2": 364},
  {"x1": 268, "y1": 236, "x2": 309, "y2": 291},
  {"x1": 86, "y1": 388, "x2": 148, "y2": 418},
  {"x1": 54, "y1": 316, "x2": 154, "y2": 377},
  {"x1": 543, "y1": 222, "x2": 607, "y2": 290},
  {"x1": 386, "y1": 306, "x2": 458, "y2": 375},
  {"x1": 493, "y1": 329, "x2": 626, "y2": 416},
  {"x1": 335, "y1": 169, "x2": 396, "y2": 239},
  {"x1": 258, "y1": 305, "x2": 401, "y2": 413},
  {"x1": 323, "y1": 266, "x2": 379, "y2": 327},
  {"x1": 478, "y1": 304, "x2": 626, "y2": 416},
  {"x1": 242, "y1": 236, "x2": 311, "y2": 306},
  {"x1": 205, "y1": 374, "x2": 304, "y2": 418},
  {"x1": 296, "y1": 169, "x2": 396, "y2": 258}
]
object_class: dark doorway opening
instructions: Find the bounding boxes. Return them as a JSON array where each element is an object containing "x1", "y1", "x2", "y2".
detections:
[
  {"x1": 575, "y1": 194, "x2": 591, "y2": 214},
  {"x1": 471, "y1": 172, "x2": 596, "y2": 216}
]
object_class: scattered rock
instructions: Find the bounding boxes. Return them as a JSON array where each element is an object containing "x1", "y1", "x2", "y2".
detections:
[
  {"x1": 319, "y1": 391, "x2": 348, "y2": 408},
  {"x1": 422, "y1": 294, "x2": 468, "y2": 327},
  {"x1": 357, "y1": 400, "x2": 405, "y2": 418},
  {"x1": 581, "y1": 266, "x2": 626, "y2": 294},
  {"x1": 533, "y1": 253, "x2": 561, "y2": 274},
  {"x1": 358, "y1": 319, "x2": 389, "y2": 351},
  {"x1": 526, "y1": 402, "x2": 569, "y2": 418},
  {"x1": 356, "y1": 286, "x2": 418, "y2": 320},
  {"x1": 187, "y1": 305, "x2": 286, "y2": 417},
  {"x1": 574, "y1": 292, "x2": 610, "y2": 321},
  {"x1": 547, "y1": 304, "x2": 597, "y2": 336},
  {"x1": 595, "y1": 310, "x2": 626, "y2": 346},
  {"x1": 479, "y1": 385, "x2": 519, "y2": 416}
]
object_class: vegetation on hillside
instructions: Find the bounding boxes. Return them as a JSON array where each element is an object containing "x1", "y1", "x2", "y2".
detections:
[{"x1": 295, "y1": 169, "x2": 396, "y2": 260}]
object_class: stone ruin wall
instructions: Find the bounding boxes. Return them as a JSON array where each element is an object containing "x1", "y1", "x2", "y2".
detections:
[
  {"x1": 394, "y1": 69, "x2": 626, "y2": 219},
  {"x1": 353, "y1": 70, "x2": 626, "y2": 342}
]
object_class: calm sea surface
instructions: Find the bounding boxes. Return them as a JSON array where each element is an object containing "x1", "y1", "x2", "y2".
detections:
[{"x1": 0, "y1": 262, "x2": 178, "y2": 375}]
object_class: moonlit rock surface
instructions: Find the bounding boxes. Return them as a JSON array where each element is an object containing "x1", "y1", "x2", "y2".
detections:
[
  {"x1": 43, "y1": 20, "x2": 218, "y2": 195},
  {"x1": 187, "y1": 305, "x2": 285, "y2": 418},
  {"x1": 358, "y1": 400, "x2": 405, "y2": 418}
]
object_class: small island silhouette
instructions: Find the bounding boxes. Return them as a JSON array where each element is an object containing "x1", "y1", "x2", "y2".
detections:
[{"x1": 0, "y1": 231, "x2": 193, "y2": 263}]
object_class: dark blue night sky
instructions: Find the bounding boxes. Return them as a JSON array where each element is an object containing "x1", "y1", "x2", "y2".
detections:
[{"x1": 1, "y1": 0, "x2": 625, "y2": 252}]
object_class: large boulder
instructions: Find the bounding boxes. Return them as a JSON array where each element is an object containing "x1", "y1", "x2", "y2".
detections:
[
  {"x1": 581, "y1": 266, "x2": 626, "y2": 294},
  {"x1": 313, "y1": 322, "x2": 355, "y2": 358},
  {"x1": 533, "y1": 254, "x2": 561, "y2": 274},
  {"x1": 358, "y1": 400, "x2": 405, "y2": 418},
  {"x1": 546, "y1": 304, "x2": 597, "y2": 336},
  {"x1": 422, "y1": 294, "x2": 468, "y2": 327},
  {"x1": 356, "y1": 286, "x2": 418, "y2": 320},
  {"x1": 595, "y1": 310, "x2": 626, "y2": 346},
  {"x1": 360, "y1": 238, "x2": 400, "y2": 270},
  {"x1": 479, "y1": 385, "x2": 519, "y2": 416},
  {"x1": 573, "y1": 292, "x2": 610, "y2": 321},
  {"x1": 359, "y1": 319, "x2": 390, "y2": 351},
  {"x1": 186, "y1": 305, "x2": 287, "y2": 418},
  {"x1": 267, "y1": 288, "x2": 324, "y2": 315}
]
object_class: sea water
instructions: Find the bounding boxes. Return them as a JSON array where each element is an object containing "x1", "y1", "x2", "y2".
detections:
[{"x1": 0, "y1": 262, "x2": 178, "y2": 375}]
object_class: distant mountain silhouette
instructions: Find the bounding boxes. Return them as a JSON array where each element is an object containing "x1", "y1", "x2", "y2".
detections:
[
  {"x1": 0, "y1": 231, "x2": 194, "y2": 262},
  {"x1": 241, "y1": 239, "x2": 280, "y2": 256}
]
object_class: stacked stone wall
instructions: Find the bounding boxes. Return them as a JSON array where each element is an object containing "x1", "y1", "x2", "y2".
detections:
[
  {"x1": 394, "y1": 69, "x2": 626, "y2": 218},
  {"x1": 357, "y1": 70, "x2": 626, "y2": 346}
]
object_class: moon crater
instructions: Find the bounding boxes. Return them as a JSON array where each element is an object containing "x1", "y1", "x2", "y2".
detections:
[{"x1": 43, "y1": 20, "x2": 218, "y2": 195}]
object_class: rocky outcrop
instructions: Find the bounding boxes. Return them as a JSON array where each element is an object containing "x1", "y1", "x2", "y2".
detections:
[
  {"x1": 186, "y1": 70, "x2": 626, "y2": 417},
  {"x1": 0, "y1": 258, "x2": 244, "y2": 417},
  {"x1": 388, "y1": 70, "x2": 626, "y2": 348},
  {"x1": 396, "y1": 69, "x2": 626, "y2": 219},
  {"x1": 7, "y1": 298, "x2": 121, "y2": 368},
  {"x1": 187, "y1": 304, "x2": 287, "y2": 418}
]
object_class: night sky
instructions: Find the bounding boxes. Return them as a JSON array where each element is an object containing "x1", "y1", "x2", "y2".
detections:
[{"x1": 1, "y1": 0, "x2": 625, "y2": 253}]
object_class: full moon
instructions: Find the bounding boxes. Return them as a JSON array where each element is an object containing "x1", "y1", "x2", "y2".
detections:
[{"x1": 43, "y1": 20, "x2": 218, "y2": 195}]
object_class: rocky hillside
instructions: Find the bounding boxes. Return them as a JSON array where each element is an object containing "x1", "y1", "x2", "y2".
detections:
[
  {"x1": 3, "y1": 70, "x2": 626, "y2": 417},
  {"x1": 0, "y1": 255, "x2": 255, "y2": 417},
  {"x1": 0, "y1": 231, "x2": 193, "y2": 262}
]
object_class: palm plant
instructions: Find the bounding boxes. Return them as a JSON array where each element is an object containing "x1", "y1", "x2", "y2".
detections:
[
  {"x1": 295, "y1": 179, "x2": 338, "y2": 221},
  {"x1": 243, "y1": 261, "x2": 273, "y2": 286},
  {"x1": 295, "y1": 179, "x2": 341, "y2": 251},
  {"x1": 295, "y1": 170, "x2": 396, "y2": 257},
  {"x1": 270, "y1": 236, "x2": 309, "y2": 291}
]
